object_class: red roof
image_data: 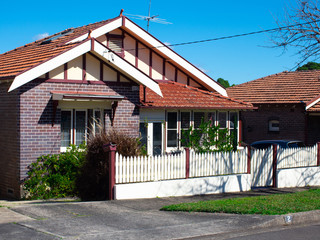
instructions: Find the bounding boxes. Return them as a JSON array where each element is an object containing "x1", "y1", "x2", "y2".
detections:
[
  {"x1": 140, "y1": 81, "x2": 254, "y2": 110},
  {"x1": 0, "y1": 18, "x2": 118, "y2": 79},
  {"x1": 227, "y1": 70, "x2": 320, "y2": 105}
]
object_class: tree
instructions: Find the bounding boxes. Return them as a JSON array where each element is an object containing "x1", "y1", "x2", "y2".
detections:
[
  {"x1": 273, "y1": 0, "x2": 320, "y2": 66},
  {"x1": 296, "y1": 61, "x2": 320, "y2": 70},
  {"x1": 217, "y1": 78, "x2": 235, "y2": 88}
]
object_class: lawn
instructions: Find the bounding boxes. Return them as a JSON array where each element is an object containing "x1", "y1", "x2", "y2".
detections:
[{"x1": 161, "y1": 188, "x2": 320, "y2": 215}]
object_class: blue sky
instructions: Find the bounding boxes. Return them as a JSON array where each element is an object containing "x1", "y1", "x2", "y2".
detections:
[{"x1": 0, "y1": 0, "x2": 304, "y2": 85}]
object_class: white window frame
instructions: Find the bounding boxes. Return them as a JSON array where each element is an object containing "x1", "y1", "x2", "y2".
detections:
[
  {"x1": 166, "y1": 111, "x2": 179, "y2": 151},
  {"x1": 60, "y1": 108, "x2": 103, "y2": 152}
]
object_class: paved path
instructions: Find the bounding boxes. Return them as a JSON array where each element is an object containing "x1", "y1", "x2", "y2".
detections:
[{"x1": 0, "y1": 187, "x2": 319, "y2": 239}]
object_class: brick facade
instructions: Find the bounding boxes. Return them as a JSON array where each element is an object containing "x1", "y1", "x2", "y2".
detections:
[
  {"x1": 0, "y1": 79, "x2": 140, "y2": 199},
  {"x1": 0, "y1": 82, "x2": 20, "y2": 199},
  {"x1": 241, "y1": 104, "x2": 306, "y2": 145}
]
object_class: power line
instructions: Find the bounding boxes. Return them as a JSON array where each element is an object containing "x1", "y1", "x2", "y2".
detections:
[{"x1": 127, "y1": 18, "x2": 320, "y2": 51}]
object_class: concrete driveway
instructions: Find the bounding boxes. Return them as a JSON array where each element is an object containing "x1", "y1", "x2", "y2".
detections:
[{"x1": 0, "y1": 187, "x2": 319, "y2": 240}]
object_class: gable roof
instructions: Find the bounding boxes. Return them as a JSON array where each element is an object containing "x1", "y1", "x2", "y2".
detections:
[
  {"x1": 227, "y1": 70, "x2": 320, "y2": 109},
  {"x1": 140, "y1": 81, "x2": 254, "y2": 110},
  {"x1": 0, "y1": 15, "x2": 227, "y2": 97}
]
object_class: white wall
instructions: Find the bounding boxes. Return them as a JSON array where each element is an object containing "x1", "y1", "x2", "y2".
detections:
[
  {"x1": 114, "y1": 174, "x2": 251, "y2": 200},
  {"x1": 277, "y1": 166, "x2": 320, "y2": 188}
]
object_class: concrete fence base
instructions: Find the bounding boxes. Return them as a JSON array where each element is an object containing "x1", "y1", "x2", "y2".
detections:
[
  {"x1": 277, "y1": 166, "x2": 320, "y2": 188},
  {"x1": 114, "y1": 174, "x2": 251, "y2": 200}
]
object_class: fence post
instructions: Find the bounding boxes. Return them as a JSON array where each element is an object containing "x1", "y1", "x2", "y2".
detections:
[
  {"x1": 317, "y1": 142, "x2": 320, "y2": 166},
  {"x1": 103, "y1": 143, "x2": 117, "y2": 200},
  {"x1": 272, "y1": 144, "x2": 278, "y2": 188},
  {"x1": 185, "y1": 148, "x2": 190, "y2": 179},
  {"x1": 247, "y1": 146, "x2": 251, "y2": 174}
]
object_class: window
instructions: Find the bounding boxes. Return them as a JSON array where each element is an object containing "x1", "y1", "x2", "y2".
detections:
[
  {"x1": 194, "y1": 112, "x2": 205, "y2": 128},
  {"x1": 229, "y1": 112, "x2": 238, "y2": 146},
  {"x1": 106, "y1": 34, "x2": 124, "y2": 56},
  {"x1": 180, "y1": 112, "x2": 191, "y2": 147},
  {"x1": 269, "y1": 120, "x2": 280, "y2": 132},
  {"x1": 218, "y1": 112, "x2": 227, "y2": 128},
  {"x1": 61, "y1": 109, "x2": 103, "y2": 150},
  {"x1": 208, "y1": 112, "x2": 216, "y2": 126},
  {"x1": 167, "y1": 112, "x2": 178, "y2": 147}
]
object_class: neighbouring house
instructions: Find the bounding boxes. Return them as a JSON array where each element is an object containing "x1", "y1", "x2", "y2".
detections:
[
  {"x1": 0, "y1": 13, "x2": 253, "y2": 199},
  {"x1": 227, "y1": 70, "x2": 320, "y2": 145}
]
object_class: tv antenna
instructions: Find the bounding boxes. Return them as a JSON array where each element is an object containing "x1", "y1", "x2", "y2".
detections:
[{"x1": 125, "y1": 0, "x2": 172, "y2": 32}]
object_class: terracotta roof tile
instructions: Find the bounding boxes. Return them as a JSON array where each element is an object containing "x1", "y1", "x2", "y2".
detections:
[
  {"x1": 140, "y1": 81, "x2": 254, "y2": 109},
  {"x1": 0, "y1": 17, "x2": 118, "y2": 79},
  {"x1": 227, "y1": 70, "x2": 320, "y2": 104}
]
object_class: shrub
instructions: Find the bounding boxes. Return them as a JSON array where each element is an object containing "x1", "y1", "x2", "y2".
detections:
[
  {"x1": 76, "y1": 129, "x2": 142, "y2": 201},
  {"x1": 23, "y1": 144, "x2": 86, "y2": 200}
]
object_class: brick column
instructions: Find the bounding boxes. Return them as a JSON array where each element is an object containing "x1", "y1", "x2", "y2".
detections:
[
  {"x1": 272, "y1": 144, "x2": 278, "y2": 188},
  {"x1": 317, "y1": 142, "x2": 320, "y2": 166},
  {"x1": 103, "y1": 143, "x2": 117, "y2": 200},
  {"x1": 185, "y1": 148, "x2": 190, "y2": 179},
  {"x1": 247, "y1": 146, "x2": 251, "y2": 174}
]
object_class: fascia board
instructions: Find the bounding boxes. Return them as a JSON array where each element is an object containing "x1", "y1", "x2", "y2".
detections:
[
  {"x1": 123, "y1": 20, "x2": 228, "y2": 97},
  {"x1": 8, "y1": 40, "x2": 91, "y2": 92},
  {"x1": 93, "y1": 40, "x2": 163, "y2": 97},
  {"x1": 66, "y1": 17, "x2": 122, "y2": 44},
  {"x1": 306, "y1": 95, "x2": 320, "y2": 110}
]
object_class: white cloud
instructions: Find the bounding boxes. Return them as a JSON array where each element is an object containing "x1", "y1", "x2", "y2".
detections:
[{"x1": 33, "y1": 32, "x2": 49, "y2": 41}]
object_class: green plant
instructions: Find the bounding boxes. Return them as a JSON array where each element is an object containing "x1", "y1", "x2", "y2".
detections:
[
  {"x1": 23, "y1": 144, "x2": 86, "y2": 200},
  {"x1": 181, "y1": 120, "x2": 235, "y2": 153}
]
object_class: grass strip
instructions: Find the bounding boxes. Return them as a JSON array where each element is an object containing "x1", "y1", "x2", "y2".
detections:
[{"x1": 161, "y1": 188, "x2": 320, "y2": 215}]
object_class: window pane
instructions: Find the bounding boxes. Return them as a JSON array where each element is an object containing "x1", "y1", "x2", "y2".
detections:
[
  {"x1": 181, "y1": 112, "x2": 190, "y2": 129},
  {"x1": 218, "y1": 112, "x2": 227, "y2": 128},
  {"x1": 208, "y1": 112, "x2": 216, "y2": 125},
  {"x1": 75, "y1": 111, "x2": 86, "y2": 146},
  {"x1": 153, "y1": 123, "x2": 162, "y2": 155},
  {"x1": 168, "y1": 112, "x2": 177, "y2": 129},
  {"x1": 167, "y1": 130, "x2": 177, "y2": 147},
  {"x1": 194, "y1": 112, "x2": 205, "y2": 128},
  {"x1": 94, "y1": 110, "x2": 101, "y2": 134},
  {"x1": 229, "y1": 112, "x2": 237, "y2": 129},
  {"x1": 139, "y1": 123, "x2": 147, "y2": 153},
  {"x1": 180, "y1": 130, "x2": 189, "y2": 147},
  {"x1": 61, "y1": 111, "x2": 71, "y2": 147}
]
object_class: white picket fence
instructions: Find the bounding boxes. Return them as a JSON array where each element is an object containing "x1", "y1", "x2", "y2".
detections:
[
  {"x1": 115, "y1": 144, "x2": 319, "y2": 185},
  {"x1": 115, "y1": 151, "x2": 186, "y2": 183},
  {"x1": 189, "y1": 150, "x2": 247, "y2": 177},
  {"x1": 277, "y1": 145, "x2": 318, "y2": 169},
  {"x1": 115, "y1": 149, "x2": 248, "y2": 184}
]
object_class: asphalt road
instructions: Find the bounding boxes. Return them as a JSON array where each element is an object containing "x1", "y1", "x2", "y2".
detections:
[{"x1": 0, "y1": 188, "x2": 319, "y2": 240}]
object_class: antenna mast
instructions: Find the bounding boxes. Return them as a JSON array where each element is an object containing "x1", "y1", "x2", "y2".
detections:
[
  {"x1": 125, "y1": 0, "x2": 172, "y2": 32},
  {"x1": 147, "y1": 0, "x2": 152, "y2": 32}
]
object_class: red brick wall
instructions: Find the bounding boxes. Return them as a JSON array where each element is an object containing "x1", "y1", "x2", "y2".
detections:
[
  {"x1": 241, "y1": 104, "x2": 306, "y2": 145},
  {"x1": 0, "y1": 82, "x2": 20, "y2": 199},
  {"x1": 2, "y1": 79, "x2": 139, "y2": 198}
]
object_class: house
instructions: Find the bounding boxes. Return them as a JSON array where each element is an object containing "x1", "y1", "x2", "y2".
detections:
[
  {"x1": 0, "y1": 12, "x2": 253, "y2": 199},
  {"x1": 227, "y1": 70, "x2": 320, "y2": 145}
]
